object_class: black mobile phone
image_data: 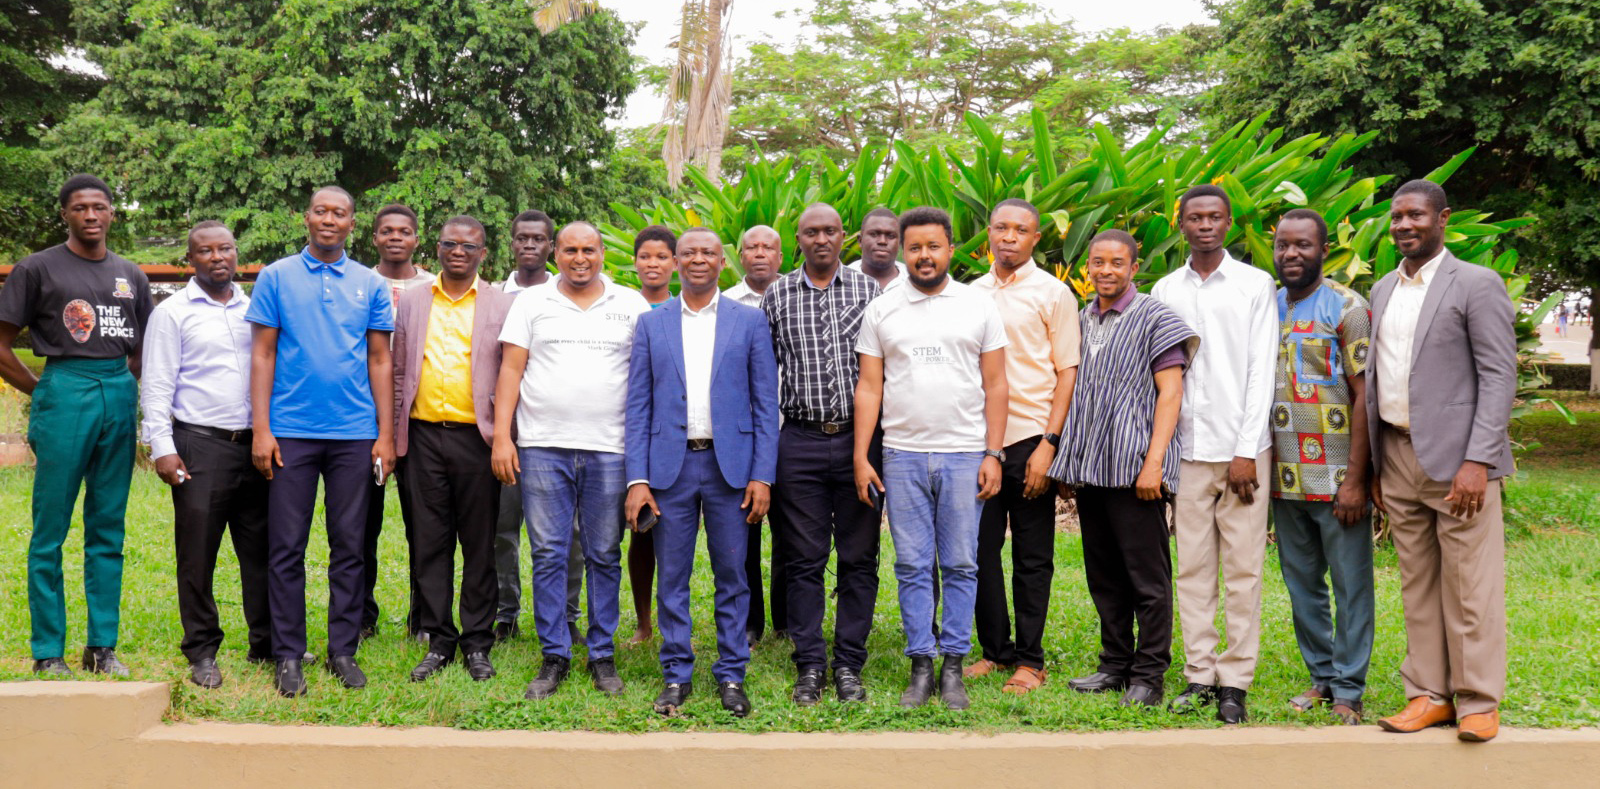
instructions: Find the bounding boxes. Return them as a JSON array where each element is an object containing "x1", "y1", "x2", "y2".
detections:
[
  {"x1": 635, "y1": 505, "x2": 659, "y2": 533},
  {"x1": 867, "y1": 485, "x2": 884, "y2": 512}
]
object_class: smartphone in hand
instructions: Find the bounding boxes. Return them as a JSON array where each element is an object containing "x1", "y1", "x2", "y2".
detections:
[
  {"x1": 867, "y1": 485, "x2": 884, "y2": 512},
  {"x1": 373, "y1": 458, "x2": 386, "y2": 486},
  {"x1": 635, "y1": 504, "x2": 659, "y2": 533}
]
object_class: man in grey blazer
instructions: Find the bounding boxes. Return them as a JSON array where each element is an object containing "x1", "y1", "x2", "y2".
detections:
[
  {"x1": 392, "y1": 215, "x2": 514, "y2": 682},
  {"x1": 1366, "y1": 180, "x2": 1516, "y2": 743}
]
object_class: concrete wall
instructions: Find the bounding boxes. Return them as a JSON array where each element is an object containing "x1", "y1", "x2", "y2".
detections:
[{"x1": 3, "y1": 682, "x2": 1598, "y2": 788}]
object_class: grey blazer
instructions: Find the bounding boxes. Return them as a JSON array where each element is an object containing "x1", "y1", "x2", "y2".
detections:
[{"x1": 1365, "y1": 251, "x2": 1517, "y2": 482}]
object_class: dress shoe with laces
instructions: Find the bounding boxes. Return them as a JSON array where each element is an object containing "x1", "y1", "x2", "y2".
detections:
[
  {"x1": 589, "y1": 657, "x2": 625, "y2": 695},
  {"x1": 275, "y1": 659, "x2": 307, "y2": 697},
  {"x1": 525, "y1": 655, "x2": 570, "y2": 700},
  {"x1": 82, "y1": 647, "x2": 129, "y2": 677},
  {"x1": 939, "y1": 655, "x2": 969, "y2": 710},
  {"x1": 963, "y1": 658, "x2": 1010, "y2": 679},
  {"x1": 409, "y1": 651, "x2": 453, "y2": 682},
  {"x1": 1458, "y1": 710, "x2": 1499, "y2": 743},
  {"x1": 32, "y1": 657, "x2": 72, "y2": 677},
  {"x1": 899, "y1": 656, "x2": 936, "y2": 708},
  {"x1": 720, "y1": 681, "x2": 751, "y2": 718},
  {"x1": 1067, "y1": 671, "x2": 1128, "y2": 693},
  {"x1": 464, "y1": 652, "x2": 496, "y2": 681},
  {"x1": 493, "y1": 620, "x2": 520, "y2": 644},
  {"x1": 1377, "y1": 696, "x2": 1456, "y2": 733},
  {"x1": 1120, "y1": 684, "x2": 1163, "y2": 708},
  {"x1": 1168, "y1": 682, "x2": 1217, "y2": 714},
  {"x1": 834, "y1": 666, "x2": 866, "y2": 702},
  {"x1": 653, "y1": 681, "x2": 692, "y2": 715},
  {"x1": 1216, "y1": 687, "x2": 1248, "y2": 724},
  {"x1": 792, "y1": 667, "x2": 825, "y2": 706},
  {"x1": 189, "y1": 657, "x2": 223, "y2": 689},
  {"x1": 327, "y1": 655, "x2": 367, "y2": 689}
]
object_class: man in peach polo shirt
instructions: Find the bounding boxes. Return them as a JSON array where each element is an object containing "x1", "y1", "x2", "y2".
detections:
[{"x1": 966, "y1": 198, "x2": 1080, "y2": 694}]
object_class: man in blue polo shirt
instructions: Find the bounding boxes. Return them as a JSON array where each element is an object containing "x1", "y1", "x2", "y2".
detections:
[{"x1": 247, "y1": 185, "x2": 396, "y2": 698}]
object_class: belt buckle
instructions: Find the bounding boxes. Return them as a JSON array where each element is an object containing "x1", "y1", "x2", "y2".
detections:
[
  {"x1": 687, "y1": 438, "x2": 713, "y2": 451},
  {"x1": 821, "y1": 422, "x2": 842, "y2": 435},
  {"x1": 230, "y1": 430, "x2": 245, "y2": 443}
]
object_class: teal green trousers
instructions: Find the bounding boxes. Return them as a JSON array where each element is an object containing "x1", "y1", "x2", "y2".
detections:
[{"x1": 25, "y1": 357, "x2": 137, "y2": 659}]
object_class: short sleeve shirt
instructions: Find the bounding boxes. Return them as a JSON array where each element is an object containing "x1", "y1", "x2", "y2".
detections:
[
  {"x1": 498, "y1": 280, "x2": 650, "y2": 453},
  {"x1": 244, "y1": 249, "x2": 394, "y2": 440},
  {"x1": 1271, "y1": 279, "x2": 1371, "y2": 501},
  {"x1": 856, "y1": 280, "x2": 1009, "y2": 452},
  {"x1": 0, "y1": 244, "x2": 153, "y2": 358}
]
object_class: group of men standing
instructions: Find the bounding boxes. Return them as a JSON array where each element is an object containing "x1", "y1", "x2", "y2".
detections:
[{"x1": 0, "y1": 173, "x2": 1516, "y2": 741}]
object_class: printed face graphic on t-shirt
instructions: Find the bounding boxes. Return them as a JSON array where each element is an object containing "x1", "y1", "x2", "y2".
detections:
[{"x1": 63, "y1": 299, "x2": 95, "y2": 343}]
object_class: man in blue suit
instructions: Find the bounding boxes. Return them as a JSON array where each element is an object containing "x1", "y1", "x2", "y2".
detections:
[{"x1": 625, "y1": 227, "x2": 780, "y2": 718}]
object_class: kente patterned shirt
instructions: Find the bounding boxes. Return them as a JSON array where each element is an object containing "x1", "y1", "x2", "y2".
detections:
[{"x1": 1270, "y1": 278, "x2": 1371, "y2": 501}]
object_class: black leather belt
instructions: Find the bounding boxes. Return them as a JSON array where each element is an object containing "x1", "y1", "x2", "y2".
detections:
[
  {"x1": 417, "y1": 420, "x2": 475, "y2": 430},
  {"x1": 174, "y1": 420, "x2": 252, "y2": 444},
  {"x1": 687, "y1": 438, "x2": 714, "y2": 451},
  {"x1": 788, "y1": 418, "x2": 849, "y2": 435}
]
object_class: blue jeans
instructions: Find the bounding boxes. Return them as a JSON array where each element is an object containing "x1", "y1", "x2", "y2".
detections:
[
  {"x1": 653, "y1": 447, "x2": 751, "y2": 683},
  {"x1": 1272, "y1": 499, "x2": 1375, "y2": 702},
  {"x1": 882, "y1": 448, "x2": 984, "y2": 657},
  {"x1": 518, "y1": 446, "x2": 625, "y2": 661}
]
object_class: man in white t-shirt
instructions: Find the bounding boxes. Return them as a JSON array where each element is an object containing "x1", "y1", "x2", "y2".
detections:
[
  {"x1": 853, "y1": 206, "x2": 1009, "y2": 711},
  {"x1": 492, "y1": 222, "x2": 650, "y2": 702}
]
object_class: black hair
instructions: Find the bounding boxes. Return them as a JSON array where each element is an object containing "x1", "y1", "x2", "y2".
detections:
[
  {"x1": 898, "y1": 206, "x2": 953, "y2": 244},
  {"x1": 1393, "y1": 179, "x2": 1449, "y2": 214},
  {"x1": 1089, "y1": 229, "x2": 1140, "y2": 259},
  {"x1": 1277, "y1": 208, "x2": 1328, "y2": 246},
  {"x1": 511, "y1": 209, "x2": 554, "y2": 235},
  {"x1": 862, "y1": 207, "x2": 898, "y2": 228},
  {"x1": 186, "y1": 219, "x2": 230, "y2": 248},
  {"x1": 678, "y1": 226, "x2": 723, "y2": 251},
  {"x1": 634, "y1": 224, "x2": 678, "y2": 255},
  {"x1": 58, "y1": 174, "x2": 112, "y2": 207},
  {"x1": 1179, "y1": 184, "x2": 1231, "y2": 216},
  {"x1": 442, "y1": 214, "x2": 486, "y2": 239},
  {"x1": 991, "y1": 197, "x2": 1040, "y2": 223},
  {"x1": 373, "y1": 203, "x2": 417, "y2": 231},
  {"x1": 310, "y1": 185, "x2": 355, "y2": 211}
]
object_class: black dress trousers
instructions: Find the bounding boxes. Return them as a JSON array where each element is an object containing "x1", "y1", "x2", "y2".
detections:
[
  {"x1": 1075, "y1": 484, "x2": 1173, "y2": 689},
  {"x1": 973, "y1": 435, "x2": 1057, "y2": 670},
  {"x1": 401, "y1": 419, "x2": 499, "y2": 657}
]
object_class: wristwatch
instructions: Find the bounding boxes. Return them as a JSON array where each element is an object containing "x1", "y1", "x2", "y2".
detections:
[
  {"x1": 1042, "y1": 432, "x2": 1061, "y2": 447},
  {"x1": 983, "y1": 449, "x2": 1006, "y2": 462}
]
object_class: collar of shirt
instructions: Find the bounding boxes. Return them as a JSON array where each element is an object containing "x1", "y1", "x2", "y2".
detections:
[
  {"x1": 681, "y1": 289, "x2": 720, "y2": 316},
  {"x1": 300, "y1": 246, "x2": 349, "y2": 274},
  {"x1": 799, "y1": 265, "x2": 843, "y2": 290},
  {"x1": 903, "y1": 278, "x2": 964, "y2": 303},
  {"x1": 183, "y1": 277, "x2": 247, "y2": 309},
  {"x1": 989, "y1": 260, "x2": 1038, "y2": 288},
  {"x1": 1398, "y1": 248, "x2": 1447, "y2": 287},
  {"x1": 432, "y1": 275, "x2": 479, "y2": 303},
  {"x1": 541, "y1": 277, "x2": 624, "y2": 310},
  {"x1": 1181, "y1": 250, "x2": 1242, "y2": 283},
  {"x1": 1089, "y1": 286, "x2": 1138, "y2": 317}
]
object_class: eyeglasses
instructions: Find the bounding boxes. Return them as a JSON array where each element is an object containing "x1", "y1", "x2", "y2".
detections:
[{"x1": 439, "y1": 241, "x2": 483, "y2": 253}]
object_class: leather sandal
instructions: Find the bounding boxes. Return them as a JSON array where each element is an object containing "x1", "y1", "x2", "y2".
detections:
[
  {"x1": 1288, "y1": 684, "x2": 1332, "y2": 712},
  {"x1": 1001, "y1": 666, "x2": 1047, "y2": 695}
]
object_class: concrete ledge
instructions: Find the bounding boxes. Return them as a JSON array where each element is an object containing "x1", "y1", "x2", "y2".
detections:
[{"x1": 4, "y1": 682, "x2": 1599, "y2": 788}]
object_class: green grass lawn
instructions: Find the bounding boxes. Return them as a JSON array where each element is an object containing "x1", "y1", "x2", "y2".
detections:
[{"x1": 0, "y1": 405, "x2": 1595, "y2": 732}]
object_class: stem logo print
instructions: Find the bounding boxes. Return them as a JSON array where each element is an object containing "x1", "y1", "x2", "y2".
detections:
[{"x1": 63, "y1": 299, "x2": 95, "y2": 343}]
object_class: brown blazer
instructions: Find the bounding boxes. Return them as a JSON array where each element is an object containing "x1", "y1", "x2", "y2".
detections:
[{"x1": 392, "y1": 277, "x2": 515, "y2": 455}]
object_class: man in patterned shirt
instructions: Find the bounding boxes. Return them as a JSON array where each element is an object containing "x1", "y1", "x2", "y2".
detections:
[{"x1": 1268, "y1": 208, "x2": 1374, "y2": 726}]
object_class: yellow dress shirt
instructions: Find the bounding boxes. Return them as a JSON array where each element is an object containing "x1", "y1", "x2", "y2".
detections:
[{"x1": 412, "y1": 277, "x2": 478, "y2": 424}]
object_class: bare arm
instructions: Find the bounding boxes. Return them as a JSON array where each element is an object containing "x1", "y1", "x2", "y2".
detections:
[
  {"x1": 367, "y1": 329, "x2": 395, "y2": 476},
  {"x1": 1025, "y1": 365, "x2": 1076, "y2": 498},
  {"x1": 1138, "y1": 365, "x2": 1185, "y2": 500},
  {"x1": 0, "y1": 323, "x2": 37, "y2": 395},
  {"x1": 250, "y1": 324, "x2": 282, "y2": 478},
  {"x1": 853, "y1": 352, "x2": 885, "y2": 505},
  {"x1": 491, "y1": 342, "x2": 528, "y2": 485}
]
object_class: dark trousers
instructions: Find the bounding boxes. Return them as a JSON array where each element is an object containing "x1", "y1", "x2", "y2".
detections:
[
  {"x1": 775, "y1": 422, "x2": 881, "y2": 672},
  {"x1": 1076, "y1": 485, "x2": 1172, "y2": 689},
  {"x1": 655, "y1": 446, "x2": 750, "y2": 683},
  {"x1": 974, "y1": 435, "x2": 1056, "y2": 670},
  {"x1": 171, "y1": 427, "x2": 272, "y2": 663},
  {"x1": 745, "y1": 502, "x2": 789, "y2": 637},
  {"x1": 402, "y1": 420, "x2": 498, "y2": 657},
  {"x1": 267, "y1": 437, "x2": 373, "y2": 660},
  {"x1": 363, "y1": 459, "x2": 418, "y2": 635}
]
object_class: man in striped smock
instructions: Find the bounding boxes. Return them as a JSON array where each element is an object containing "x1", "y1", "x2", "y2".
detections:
[{"x1": 1048, "y1": 230, "x2": 1197, "y2": 709}]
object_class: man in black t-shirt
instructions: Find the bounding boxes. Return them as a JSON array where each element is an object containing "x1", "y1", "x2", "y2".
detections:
[{"x1": 0, "y1": 174, "x2": 153, "y2": 677}]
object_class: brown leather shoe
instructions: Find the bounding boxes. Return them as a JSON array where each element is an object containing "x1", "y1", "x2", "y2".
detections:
[
  {"x1": 962, "y1": 658, "x2": 1010, "y2": 679},
  {"x1": 1458, "y1": 711, "x2": 1500, "y2": 743},
  {"x1": 1377, "y1": 696, "x2": 1456, "y2": 733},
  {"x1": 1001, "y1": 666, "x2": 1047, "y2": 695}
]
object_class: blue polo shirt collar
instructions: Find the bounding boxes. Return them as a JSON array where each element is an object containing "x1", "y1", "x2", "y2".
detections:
[{"x1": 300, "y1": 246, "x2": 350, "y2": 274}]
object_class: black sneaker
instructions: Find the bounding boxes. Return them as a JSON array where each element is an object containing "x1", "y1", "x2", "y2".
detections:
[
  {"x1": 32, "y1": 657, "x2": 72, "y2": 677},
  {"x1": 589, "y1": 657, "x2": 624, "y2": 695},
  {"x1": 81, "y1": 647, "x2": 129, "y2": 677},
  {"x1": 525, "y1": 655, "x2": 571, "y2": 700}
]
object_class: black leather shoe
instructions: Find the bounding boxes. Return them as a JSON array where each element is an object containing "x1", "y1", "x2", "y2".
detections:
[
  {"x1": 899, "y1": 656, "x2": 936, "y2": 708},
  {"x1": 589, "y1": 657, "x2": 624, "y2": 695},
  {"x1": 1120, "y1": 684, "x2": 1163, "y2": 708},
  {"x1": 834, "y1": 666, "x2": 866, "y2": 702},
  {"x1": 275, "y1": 659, "x2": 307, "y2": 697},
  {"x1": 1216, "y1": 686, "x2": 1248, "y2": 724},
  {"x1": 653, "y1": 681, "x2": 692, "y2": 715},
  {"x1": 525, "y1": 655, "x2": 571, "y2": 700},
  {"x1": 189, "y1": 657, "x2": 223, "y2": 689},
  {"x1": 1169, "y1": 682, "x2": 1218, "y2": 714},
  {"x1": 32, "y1": 657, "x2": 71, "y2": 677},
  {"x1": 939, "y1": 655, "x2": 969, "y2": 710},
  {"x1": 792, "y1": 667, "x2": 825, "y2": 706},
  {"x1": 82, "y1": 647, "x2": 129, "y2": 677},
  {"x1": 248, "y1": 651, "x2": 318, "y2": 667},
  {"x1": 326, "y1": 655, "x2": 367, "y2": 689},
  {"x1": 493, "y1": 620, "x2": 520, "y2": 644},
  {"x1": 465, "y1": 652, "x2": 496, "y2": 681},
  {"x1": 409, "y1": 651, "x2": 452, "y2": 682},
  {"x1": 1067, "y1": 671, "x2": 1128, "y2": 693},
  {"x1": 358, "y1": 624, "x2": 378, "y2": 643},
  {"x1": 720, "y1": 681, "x2": 751, "y2": 718}
]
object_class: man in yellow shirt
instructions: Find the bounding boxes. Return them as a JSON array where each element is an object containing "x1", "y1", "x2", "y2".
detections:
[{"x1": 392, "y1": 216, "x2": 515, "y2": 681}]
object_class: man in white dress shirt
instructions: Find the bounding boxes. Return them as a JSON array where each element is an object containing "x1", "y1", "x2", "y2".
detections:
[
  {"x1": 848, "y1": 208, "x2": 907, "y2": 291},
  {"x1": 140, "y1": 221, "x2": 272, "y2": 690},
  {"x1": 1152, "y1": 184, "x2": 1277, "y2": 724},
  {"x1": 723, "y1": 225, "x2": 782, "y2": 308}
]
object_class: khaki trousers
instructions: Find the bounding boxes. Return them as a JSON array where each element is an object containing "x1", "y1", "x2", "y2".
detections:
[
  {"x1": 1381, "y1": 429, "x2": 1506, "y2": 715},
  {"x1": 1174, "y1": 450, "x2": 1270, "y2": 690}
]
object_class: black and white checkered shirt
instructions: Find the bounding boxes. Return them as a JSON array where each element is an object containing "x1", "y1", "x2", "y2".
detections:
[{"x1": 761, "y1": 265, "x2": 882, "y2": 423}]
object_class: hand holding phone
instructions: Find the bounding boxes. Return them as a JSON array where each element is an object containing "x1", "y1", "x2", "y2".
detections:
[
  {"x1": 373, "y1": 458, "x2": 386, "y2": 486},
  {"x1": 635, "y1": 504, "x2": 659, "y2": 533}
]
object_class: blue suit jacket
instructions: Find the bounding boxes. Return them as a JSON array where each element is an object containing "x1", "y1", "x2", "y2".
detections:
[{"x1": 625, "y1": 295, "x2": 779, "y2": 490}]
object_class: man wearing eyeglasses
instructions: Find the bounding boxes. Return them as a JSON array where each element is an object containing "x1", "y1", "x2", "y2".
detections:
[{"x1": 392, "y1": 217, "x2": 513, "y2": 682}]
